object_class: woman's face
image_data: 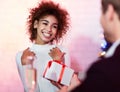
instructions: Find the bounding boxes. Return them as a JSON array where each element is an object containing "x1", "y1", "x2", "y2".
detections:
[{"x1": 34, "y1": 15, "x2": 58, "y2": 44}]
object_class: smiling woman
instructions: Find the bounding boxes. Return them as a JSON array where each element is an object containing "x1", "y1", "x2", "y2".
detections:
[{"x1": 15, "y1": 1, "x2": 73, "y2": 92}]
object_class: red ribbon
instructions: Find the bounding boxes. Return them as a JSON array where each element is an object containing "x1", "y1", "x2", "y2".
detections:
[
  {"x1": 43, "y1": 61, "x2": 52, "y2": 78},
  {"x1": 43, "y1": 60, "x2": 66, "y2": 84}
]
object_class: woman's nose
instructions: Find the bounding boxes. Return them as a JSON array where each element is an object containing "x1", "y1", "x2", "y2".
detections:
[{"x1": 46, "y1": 25, "x2": 52, "y2": 32}]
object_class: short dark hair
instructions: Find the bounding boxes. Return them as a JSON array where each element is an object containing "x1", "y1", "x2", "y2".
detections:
[
  {"x1": 101, "y1": 0, "x2": 120, "y2": 19},
  {"x1": 27, "y1": 1, "x2": 70, "y2": 43}
]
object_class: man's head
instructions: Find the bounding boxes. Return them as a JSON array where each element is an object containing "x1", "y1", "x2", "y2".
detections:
[
  {"x1": 101, "y1": 0, "x2": 120, "y2": 19},
  {"x1": 100, "y1": 0, "x2": 120, "y2": 43}
]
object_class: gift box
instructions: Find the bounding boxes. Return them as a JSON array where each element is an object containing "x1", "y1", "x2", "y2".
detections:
[{"x1": 43, "y1": 60, "x2": 74, "y2": 86}]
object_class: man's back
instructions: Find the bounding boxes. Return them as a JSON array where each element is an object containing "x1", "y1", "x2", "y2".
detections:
[{"x1": 72, "y1": 44, "x2": 120, "y2": 92}]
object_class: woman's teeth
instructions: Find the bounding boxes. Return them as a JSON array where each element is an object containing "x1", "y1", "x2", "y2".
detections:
[{"x1": 43, "y1": 32, "x2": 51, "y2": 37}]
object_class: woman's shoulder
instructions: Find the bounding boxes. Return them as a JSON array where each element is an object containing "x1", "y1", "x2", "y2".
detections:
[
  {"x1": 15, "y1": 48, "x2": 27, "y2": 58},
  {"x1": 16, "y1": 50, "x2": 23, "y2": 56}
]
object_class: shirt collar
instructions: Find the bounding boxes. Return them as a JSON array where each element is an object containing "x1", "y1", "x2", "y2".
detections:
[{"x1": 105, "y1": 39, "x2": 120, "y2": 58}]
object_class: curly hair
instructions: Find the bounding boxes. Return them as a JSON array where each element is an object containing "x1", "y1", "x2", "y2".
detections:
[{"x1": 27, "y1": 1, "x2": 70, "y2": 43}]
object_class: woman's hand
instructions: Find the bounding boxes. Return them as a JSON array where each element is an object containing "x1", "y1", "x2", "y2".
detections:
[
  {"x1": 50, "y1": 80, "x2": 63, "y2": 89},
  {"x1": 67, "y1": 73, "x2": 81, "y2": 91},
  {"x1": 21, "y1": 48, "x2": 36, "y2": 65},
  {"x1": 49, "y1": 47, "x2": 65, "y2": 63}
]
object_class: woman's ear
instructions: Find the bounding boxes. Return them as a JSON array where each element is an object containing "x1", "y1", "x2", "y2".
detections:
[{"x1": 34, "y1": 20, "x2": 38, "y2": 29}]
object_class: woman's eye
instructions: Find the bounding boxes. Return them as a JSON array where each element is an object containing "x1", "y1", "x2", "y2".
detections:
[
  {"x1": 53, "y1": 25, "x2": 58, "y2": 29},
  {"x1": 42, "y1": 22, "x2": 48, "y2": 25}
]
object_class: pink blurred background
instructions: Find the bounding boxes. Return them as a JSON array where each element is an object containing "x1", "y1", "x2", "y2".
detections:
[{"x1": 0, "y1": 0, "x2": 102, "y2": 91}]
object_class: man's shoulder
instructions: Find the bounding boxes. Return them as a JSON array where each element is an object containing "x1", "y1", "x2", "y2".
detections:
[{"x1": 88, "y1": 56, "x2": 120, "y2": 74}]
